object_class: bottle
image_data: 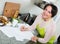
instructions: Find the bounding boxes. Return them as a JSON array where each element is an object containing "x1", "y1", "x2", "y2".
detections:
[{"x1": 13, "y1": 11, "x2": 19, "y2": 18}]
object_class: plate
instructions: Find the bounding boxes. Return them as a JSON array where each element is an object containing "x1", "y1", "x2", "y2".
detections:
[{"x1": 0, "y1": 23, "x2": 5, "y2": 26}]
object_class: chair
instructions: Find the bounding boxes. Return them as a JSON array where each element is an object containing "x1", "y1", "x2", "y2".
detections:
[{"x1": 57, "y1": 35, "x2": 60, "y2": 44}]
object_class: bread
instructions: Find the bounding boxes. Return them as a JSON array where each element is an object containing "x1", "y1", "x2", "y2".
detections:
[{"x1": 0, "y1": 16, "x2": 8, "y2": 24}]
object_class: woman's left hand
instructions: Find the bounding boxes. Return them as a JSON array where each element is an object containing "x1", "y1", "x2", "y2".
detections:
[{"x1": 31, "y1": 36, "x2": 38, "y2": 42}]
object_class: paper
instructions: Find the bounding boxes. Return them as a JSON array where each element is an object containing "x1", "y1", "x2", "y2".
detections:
[
  {"x1": 0, "y1": 26, "x2": 15, "y2": 37},
  {"x1": 0, "y1": 24, "x2": 34, "y2": 41},
  {"x1": 14, "y1": 29, "x2": 34, "y2": 41}
]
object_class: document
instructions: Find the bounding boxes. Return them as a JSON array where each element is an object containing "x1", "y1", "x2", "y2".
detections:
[{"x1": 0, "y1": 24, "x2": 34, "y2": 41}]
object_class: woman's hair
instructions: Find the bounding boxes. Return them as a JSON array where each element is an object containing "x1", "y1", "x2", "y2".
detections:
[{"x1": 44, "y1": 4, "x2": 58, "y2": 17}]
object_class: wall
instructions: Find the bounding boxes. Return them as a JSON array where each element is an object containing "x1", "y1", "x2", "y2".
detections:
[
  {"x1": 0, "y1": 0, "x2": 43, "y2": 16},
  {"x1": 0, "y1": 0, "x2": 32, "y2": 15},
  {"x1": 0, "y1": 0, "x2": 41, "y2": 15},
  {"x1": 31, "y1": 0, "x2": 42, "y2": 4},
  {"x1": 29, "y1": 5, "x2": 43, "y2": 16},
  {"x1": 54, "y1": 0, "x2": 60, "y2": 38}
]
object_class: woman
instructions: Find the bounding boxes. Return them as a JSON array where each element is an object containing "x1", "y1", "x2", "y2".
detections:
[{"x1": 20, "y1": 4, "x2": 58, "y2": 44}]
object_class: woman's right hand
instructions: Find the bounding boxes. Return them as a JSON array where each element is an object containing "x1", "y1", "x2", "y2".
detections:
[{"x1": 20, "y1": 26, "x2": 29, "y2": 31}]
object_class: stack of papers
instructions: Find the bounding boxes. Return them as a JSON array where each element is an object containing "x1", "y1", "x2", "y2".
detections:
[{"x1": 0, "y1": 24, "x2": 34, "y2": 41}]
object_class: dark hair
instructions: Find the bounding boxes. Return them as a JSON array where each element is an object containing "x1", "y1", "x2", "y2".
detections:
[{"x1": 44, "y1": 4, "x2": 58, "y2": 17}]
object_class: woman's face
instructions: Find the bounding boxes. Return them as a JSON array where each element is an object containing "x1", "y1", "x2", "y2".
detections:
[{"x1": 42, "y1": 6, "x2": 52, "y2": 20}]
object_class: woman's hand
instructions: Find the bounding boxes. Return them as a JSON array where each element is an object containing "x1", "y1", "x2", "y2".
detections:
[
  {"x1": 31, "y1": 36, "x2": 38, "y2": 42},
  {"x1": 20, "y1": 26, "x2": 29, "y2": 31}
]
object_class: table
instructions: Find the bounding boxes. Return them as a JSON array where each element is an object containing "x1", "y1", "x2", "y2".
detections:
[{"x1": 0, "y1": 21, "x2": 34, "y2": 44}]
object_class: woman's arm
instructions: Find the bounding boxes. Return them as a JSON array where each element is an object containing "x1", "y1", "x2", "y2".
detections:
[
  {"x1": 29, "y1": 15, "x2": 41, "y2": 30},
  {"x1": 20, "y1": 15, "x2": 41, "y2": 31}
]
